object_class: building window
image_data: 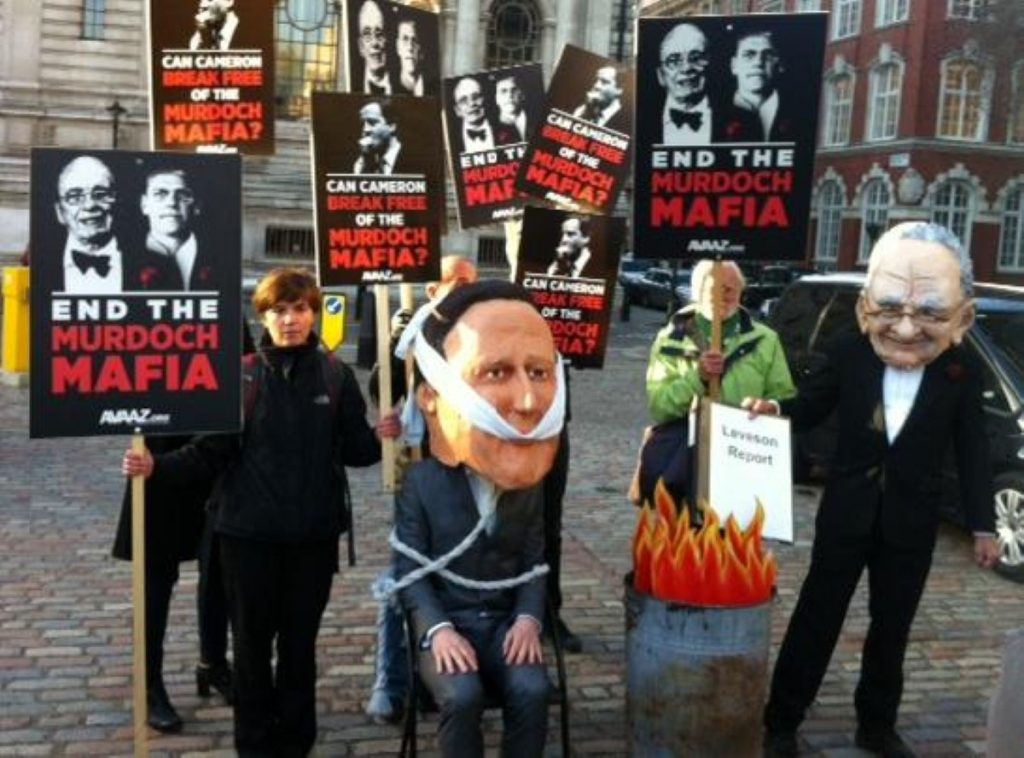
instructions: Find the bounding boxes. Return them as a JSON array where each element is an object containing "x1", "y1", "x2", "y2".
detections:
[
  {"x1": 758, "y1": 0, "x2": 784, "y2": 11},
  {"x1": 796, "y1": 0, "x2": 821, "y2": 10},
  {"x1": 82, "y1": 0, "x2": 106, "y2": 40},
  {"x1": 867, "y1": 61, "x2": 902, "y2": 140},
  {"x1": 1009, "y1": 62, "x2": 1024, "y2": 144},
  {"x1": 823, "y1": 74, "x2": 854, "y2": 147},
  {"x1": 876, "y1": 0, "x2": 909, "y2": 26},
  {"x1": 485, "y1": 0, "x2": 541, "y2": 69},
  {"x1": 276, "y1": 0, "x2": 340, "y2": 119},
  {"x1": 859, "y1": 179, "x2": 891, "y2": 263},
  {"x1": 833, "y1": 0, "x2": 862, "y2": 40},
  {"x1": 949, "y1": 0, "x2": 986, "y2": 20},
  {"x1": 265, "y1": 226, "x2": 315, "y2": 260},
  {"x1": 816, "y1": 180, "x2": 844, "y2": 264},
  {"x1": 609, "y1": 0, "x2": 634, "y2": 62},
  {"x1": 938, "y1": 59, "x2": 989, "y2": 140},
  {"x1": 477, "y1": 236, "x2": 507, "y2": 267},
  {"x1": 999, "y1": 185, "x2": 1024, "y2": 271},
  {"x1": 931, "y1": 180, "x2": 974, "y2": 250}
]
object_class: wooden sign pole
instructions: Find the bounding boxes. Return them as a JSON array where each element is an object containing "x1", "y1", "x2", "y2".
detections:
[
  {"x1": 399, "y1": 284, "x2": 422, "y2": 463},
  {"x1": 696, "y1": 260, "x2": 724, "y2": 508},
  {"x1": 375, "y1": 284, "x2": 395, "y2": 491},
  {"x1": 130, "y1": 431, "x2": 149, "y2": 757}
]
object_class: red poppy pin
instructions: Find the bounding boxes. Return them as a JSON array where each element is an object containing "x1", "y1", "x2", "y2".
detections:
[
  {"x1": 945, "y1": 362, "x2": 965, "y2": 382},
  {"x1": 197, "y1": 266, "x2": 212, "y2": 284},
  {"x1": 726, "y1": 121, "x2": 743, "y2": 139},
  {"x1": 139, "y1": 266, "x2": 160, "y2": 288}
]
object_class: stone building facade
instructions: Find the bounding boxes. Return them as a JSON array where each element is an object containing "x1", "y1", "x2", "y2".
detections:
[{"x1": 0, "y1": 0, "x2": 633, "y2": 267}]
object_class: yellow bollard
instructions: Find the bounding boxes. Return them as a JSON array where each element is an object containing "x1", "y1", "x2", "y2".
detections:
[{"x1": 1, "y1": 267, "x2": 29, "y2": 376}]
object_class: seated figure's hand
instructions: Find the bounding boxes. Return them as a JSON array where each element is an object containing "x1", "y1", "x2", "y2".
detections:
[
  {"x1": 503, "y1": 616, "x2": 543, "y2": 666},
  {"x1": 431, "y1": 627, "x2": 479, "y2": 675}
]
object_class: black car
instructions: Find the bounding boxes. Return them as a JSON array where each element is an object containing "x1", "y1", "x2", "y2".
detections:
[
  {"x1": 769, "y1": 273, "x2": 1024, "y2": 580},
  {"x1": 621, "y1": 267, "x2": 690, "y2": 311}
]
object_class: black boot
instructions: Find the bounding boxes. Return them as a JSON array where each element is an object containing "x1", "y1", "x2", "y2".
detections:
[
  {"x1": 196, "y1": 661, "x2": 234, "y2": 705},
  {"x1": 147, "y1": 680, "x2": 183, "y2": 733}
]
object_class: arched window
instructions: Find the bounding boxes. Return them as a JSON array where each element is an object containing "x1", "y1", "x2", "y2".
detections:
[
  {"x1": 485, "y1": 0, "x2": 541, "y2": 69},
  {"x1": 931, "y1": 179, "x2": 974, "y2": 250},
  {"x1": 816, "y1": 180, "x2": 844, "y2": 265},
  {"x1": 859, "y1": 178, "x2": 891, "y2": 263},
  {"x1": 938, "y1": 58, "x2": 990, "y2": 140},
  {"x1": 867, "y1": 61, "x2": 902, "y2": 140},
  {"x1": 823, "y1": 73, "x2": 854, "y2": 147},
  {"x1": 999, "y1": 184, "x2": 1024, "y2": 271},
  {"x1": 1010, "y1": 62, "x2": 1024, "y2": 145},
  {"x1": 275, "y1": 0, "x2": 340, "y2": 119}
]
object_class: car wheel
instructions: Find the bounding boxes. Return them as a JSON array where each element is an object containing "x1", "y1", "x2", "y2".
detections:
[{"x1": 993, "y1": 472, "x2": 1024, "y2": 583}]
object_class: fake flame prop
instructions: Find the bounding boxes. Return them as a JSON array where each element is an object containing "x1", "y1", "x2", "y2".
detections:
[{"x1": 632, "y1": 480, "x2": 777, "y2": 606}]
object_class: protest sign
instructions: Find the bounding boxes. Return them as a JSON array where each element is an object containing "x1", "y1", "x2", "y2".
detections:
[
  {"x1": 633, "y1": 14, "x2": 826, "y2": 261},
  {"x1": 311, "y1": 92, "x2": 443, "y2": 285},
  {"x1": 148, "y1": 0, "x2": 275, "y2": 154},
  {"x1": 344, "y1": 0, "x2": 441, "y2": 97},
  {"x1": 516, "y1": 206, "x2": 624, "y2": 369},
  {"x1": 515, "y1": 45, "x2": 634, "y2": 215},
  {"x1": 29, "y1": 148, "x2": 243, "y2": 438},
  {"x1": 707, "y1": 402, "x2": 793, "y2": 542},
  {"x1": 443, "y1": 64, "x2": 544, "y2": 228}
]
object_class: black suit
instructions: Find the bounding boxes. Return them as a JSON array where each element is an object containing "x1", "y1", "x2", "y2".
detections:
[
  {"x1": 127, "y1": 240, "x2": 226, "y2": 292},
  {"x1": 717, "y1": 95, "x2": 798, "y2": 143},
  {"x1": 765, "y1": 334, "x2": 993, "y2": 734},
  {"x1": 395, "y1": 458, "x2": 548, "y2": 758}
]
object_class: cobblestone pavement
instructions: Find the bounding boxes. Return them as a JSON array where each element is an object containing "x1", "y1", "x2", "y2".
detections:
[{"x1": 1, "y1": 301, "x2": 1022, "y2": 756}]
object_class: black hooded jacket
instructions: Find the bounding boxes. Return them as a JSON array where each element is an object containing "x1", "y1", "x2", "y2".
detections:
[{"x1": 154, "y1": 334, "x2": 381, "y2": 544}]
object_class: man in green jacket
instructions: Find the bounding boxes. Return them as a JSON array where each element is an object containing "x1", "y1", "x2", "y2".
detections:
[{"x1": 646, "y1": 259, "x2": 795, "y2": 423}]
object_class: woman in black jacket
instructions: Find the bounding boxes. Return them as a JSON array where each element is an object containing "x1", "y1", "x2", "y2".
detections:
[{"x1": 123, "y1": 268, "x2": 400, "y2": 756}]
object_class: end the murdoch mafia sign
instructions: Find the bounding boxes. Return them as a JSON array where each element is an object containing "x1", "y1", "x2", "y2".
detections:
[{"x1": 632, "y1": 13, "x2": 826, "y2": 261}]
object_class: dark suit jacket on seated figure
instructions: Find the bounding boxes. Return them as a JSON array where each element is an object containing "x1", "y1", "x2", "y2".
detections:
[{"x1": 395, "y1": 457, "x2": 548, "y2": 758}]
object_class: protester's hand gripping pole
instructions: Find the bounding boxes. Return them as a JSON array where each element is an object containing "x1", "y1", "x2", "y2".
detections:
[
  {"x1": 399, "y1": 284, "x2": 422, "y2": 463},
  {"x1": 130, "y1": 431, "x2": 149, "y2": 757},
  {"x1": 375, "y1": 284, "x2": 396, "y2": 491},
  {"x1": 696, "y1": 260, "x2": 724, "y2": 507}
]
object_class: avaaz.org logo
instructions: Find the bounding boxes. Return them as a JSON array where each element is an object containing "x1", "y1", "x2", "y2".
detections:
[{"x1": 98, "y1": 408, "x2": 171, "y2": 426}]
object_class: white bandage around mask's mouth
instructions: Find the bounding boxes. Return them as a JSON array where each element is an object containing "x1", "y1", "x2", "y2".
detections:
[{"x1": 395, "y1": 300, "x2": 566, "y2": 445}]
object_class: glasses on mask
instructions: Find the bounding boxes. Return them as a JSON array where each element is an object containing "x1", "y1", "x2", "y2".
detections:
[
  {"x1": 360, "y1": 28, "x2": 385, "y2": 43},
  {"x1": 861, "y1": 296, "x2": 964, "y2": 327},
  {"x1": 661, "y1": 52, "x2": 709, "y2": 71},
  {"x1": 60, "y1": 187, "x2": 116, "y2": 207}
]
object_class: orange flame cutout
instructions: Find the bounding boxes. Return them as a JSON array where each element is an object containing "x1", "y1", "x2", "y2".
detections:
[{"x1": 631, "y1": 491, "x2": 776, "y2": 607}]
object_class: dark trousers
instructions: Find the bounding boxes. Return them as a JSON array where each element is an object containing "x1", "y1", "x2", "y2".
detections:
[
  {"x1": 764, "y1": 528, "x2": 934, "y2": 734},
  {"x1": 145, "y1": 558, "x2": 179, "y2": 689},
  {"x1": 543, "y1": 426, "x2": 570, "y2": 613},
  {"x1": 196, "y1": 515, "x2": 229, "y2": 667},
  {"x1": 219, "y1": 536, "x2": 337, "y2": 758},
  {"x1": 419, "y1": 613, "x2": 549, "y2": 758}
]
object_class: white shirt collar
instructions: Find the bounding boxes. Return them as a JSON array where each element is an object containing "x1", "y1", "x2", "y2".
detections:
[
  {"x1": 882, "y1": 365, "x2": 925, "y2": 443},
  {"x1": 62, "y1": 236, "x2": 122, "y2": 294}
]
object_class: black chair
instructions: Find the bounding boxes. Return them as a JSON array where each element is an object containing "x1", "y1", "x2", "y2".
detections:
[{"x1": 398, "y1": 600, "x2": 571, "y2": 757}]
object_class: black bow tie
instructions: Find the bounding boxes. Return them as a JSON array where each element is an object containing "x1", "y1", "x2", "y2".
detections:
[
  {"x1": 467, "y1": 128, "x2": 488, "y2": 141},
  {"x1": 670, "y1": 108, "x2": 703, "y2": 130},
  {"x1": 368, "y1": 81, "x2": 388, "y2": 96},
  {"x1": 72, "y1": 250, "x2": 111, "y2": 277}
]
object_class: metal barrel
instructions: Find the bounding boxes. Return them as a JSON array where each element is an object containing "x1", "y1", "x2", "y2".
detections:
[{"x1": 624, "y1": 576, "x2": 771, "y2": 757}]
